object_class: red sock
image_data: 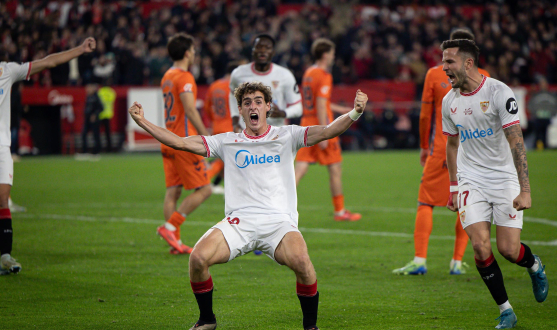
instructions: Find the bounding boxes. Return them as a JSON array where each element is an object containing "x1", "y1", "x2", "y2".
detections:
[
  {"x1": 475, "y1": 253, "x2": 495, "y2": 268},
  {"x1": 191, "y1": 276, "x2": 214, "y2": 294},
  {"x1": 296, "y1": 281, "x2": 317, "y2": 297}
]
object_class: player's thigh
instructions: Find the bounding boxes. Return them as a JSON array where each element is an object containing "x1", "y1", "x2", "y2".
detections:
[
  {"x1": 492, "y1": 188, "x2": 523, "y2": 229},
  {"x1": 209, "y1": 216, "x2": 257, "y2": 262},
  {"x1": 316, "y1": 137, "x2": 342, "y2": 165},
  {"x1": 417, "y1": 156, "x2": 449, "y2": 207},
  {"x1": 274, "y1": 231, "x2": 312, "y2": 270},
  {"x1": 162, "y1": 150, "x2": 182, "y2": 188},
  {"x1": 495, "y1": 226, "x2": 522, "y2": 260},
  {"x1": 192, "y1": 227, "x2": 231, "y2": 267},
  {"x1": 458, "y1": 184, "x2": 492, "y2": 230},
  {"x1": 0, "y1": 146, "x2": 13, "y2": 206},
  {"x1": 175, "y1": 152, "x2": 210, "y2": 190}
]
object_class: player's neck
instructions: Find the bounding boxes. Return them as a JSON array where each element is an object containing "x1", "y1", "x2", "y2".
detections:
[
  {"x1": 245, "y1": 124, "x2": 269, "y2": 137},
  {"x1": 253, "y1": 62, "x2": 272, "y2": 73},
  {"x1": 460, "y1": 69, "x2": 484, "y2": 94},
  {"x1": 315, "y1": 59, "x2": 330, "y2": 71},
  {"x1": 173, "y1": 59, "x2": 190, "y2": 71}
]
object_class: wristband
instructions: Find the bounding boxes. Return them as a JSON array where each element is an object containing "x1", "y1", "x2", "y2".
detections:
[
  {"x1": 450, "y1": 181, "x2": 458, "y2": 192},
  {"x1": 348, "y1": 109, "x2": 362, "y2": 121}
]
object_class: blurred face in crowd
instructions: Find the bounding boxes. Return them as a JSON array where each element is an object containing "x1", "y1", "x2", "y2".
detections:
[
  {"x1": 442, "y1": 47, "x2": 469, "y2": 89},
  {"x1": 252, "y1": 37, "x2": 275, "y2": 66}
]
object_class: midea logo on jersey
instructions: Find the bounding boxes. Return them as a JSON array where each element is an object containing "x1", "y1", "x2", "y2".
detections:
[
  {"x1": 456, "y1": 125, "x2": 493, "y2": 143},
  {"x1": 235, "y1": 149, "x2": 281, "y2": 168}
]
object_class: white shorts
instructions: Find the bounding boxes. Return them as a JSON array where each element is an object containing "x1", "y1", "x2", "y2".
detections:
[
  {"x1": 0, "y1": 146, "x2": 14, "y2": 185},
  {"x1": 458, "y1": 183, "x2": 523, "y2": 229},
  {"x1": 210, "y1": 213, "x2": 300, "y2": 263}
]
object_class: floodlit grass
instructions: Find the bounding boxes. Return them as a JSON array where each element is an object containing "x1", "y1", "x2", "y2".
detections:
[{"x1": 5, "y1": 150, "x2": 556, "y2": 329}]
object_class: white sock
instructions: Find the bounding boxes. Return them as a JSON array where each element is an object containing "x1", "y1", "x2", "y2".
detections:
[
  {"x1": 528, "y1": 259, "x2": 540, "y2": 273},
  {"x1": 164, "y1": 222, "x2": 176, "y2": 231},
  {"x1": 498, "y1": 301, "x2": 512, "y2": 313},
  {"x1": 334, "y1": 209, "x2": 345, "y2": 216},
  {"x1": 413, "y1": 256, "x2": 426, "y2": 265}
]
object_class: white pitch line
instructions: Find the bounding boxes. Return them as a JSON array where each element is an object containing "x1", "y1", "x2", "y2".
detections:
[{"x1": 15, "y1": 213, "x2": 557, "y2": 247}]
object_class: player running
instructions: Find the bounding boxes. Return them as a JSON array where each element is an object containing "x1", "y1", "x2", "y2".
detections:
[
  {"x1": 393, "y1": 29, "x2": 490, "y2": 275},
  {"x1": 156, "y1": 33, "x2": 211, "y2": 255},
  {"x1": 129, "y1": 81, "x2": 368, "y2": 330},
  {"x1": 295, "y1": 38, "x2": 360, "y2": 222},
  {"x1": 229, "y1": 34, "x2": 302, "y2": 132},
  {"x1": 441, "y1": 38, "x2": 548, "y2": 329},
  {"x1": 1, "y1": 37, "x2": 96, "y2": 275}
]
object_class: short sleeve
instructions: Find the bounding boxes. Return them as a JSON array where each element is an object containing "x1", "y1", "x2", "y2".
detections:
[
  {"x1": 201, "y1": 134, "x2": 225, "y2": 159},
  {"x1": 286, "y1": 125, "x2": 309, "y2": 151},
  {"x1": 493, "y1": 85, "x2": 520, "y2": 129},
  {"x1": 283, "y1": 70, "x2": 302, "y2": 107},
  {"x1": 6, "y1": 62, "x2": 31, "y2": 82},
  {"x1": 179, "y1": 73, "x2": 195, "y2": 94},
  {"x1": 441, "y1": 94, "x2": 458, "y2": 137},
  {"x1": 229, "y1": 69, "x2": 240, "y2": 118},
  {"x1": 315, "y1": 73, "x2": 332, "y2": 99}
]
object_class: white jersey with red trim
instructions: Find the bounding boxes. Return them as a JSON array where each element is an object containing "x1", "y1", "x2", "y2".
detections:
[
  {"x1": 0, "y1": 62, "x2": 31, "y2": 146},
  {"x1": 442, "y1": 76, "x2": 520, "y2": 190},
  {"x1": 229, "y1": 62, "x2": 301, "y2": 127},
  {"x1": 202, "y1": 125, "x2": 308, "y2": 222}
]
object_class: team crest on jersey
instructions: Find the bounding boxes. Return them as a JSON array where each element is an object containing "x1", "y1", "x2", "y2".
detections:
[
  {"x1": 464, "y1": 108, "x2": 473, "y2": 115},
  {"x1": 480, "y1": 101, "x2": 489, "y2": 113},
  {"x1": 450, "y1": 107, "x2": 457, "y2": 115},
  {"x1": 272, "y1": 81, "x2": 279, "y2": 89},
  {"x1": 459, "y1": 210, "x2": 466, "y2": 223},
  {"x1": 271, "y1": 134, "x2": 279, "y2": 140},
  {"x1": 0, "y1": 67, "x2": 3, "y2": 78}
]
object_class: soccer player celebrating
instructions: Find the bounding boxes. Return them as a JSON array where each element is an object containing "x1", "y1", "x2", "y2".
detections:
[
  {"x1": 129, "y1": 82, "x2": 368, "y2": 330},
  {"x1": 157, "y1": 33, "x2": 211, "y2": 255},
  {"x1": 0, "y1": 37, "x2": 96, "y2": 275},
  {"x1": 393, "y1": 29, "x2": 490, "y2": 275},
  {"x1": 295, "y1": 38, "x2": 360, "y2": 221},
  {"x1": 229, "y1": 34, "x2": 302, "y2": 132},
  {"x1": 441, "y1": 39, "x2": 548, "y2": 328}
]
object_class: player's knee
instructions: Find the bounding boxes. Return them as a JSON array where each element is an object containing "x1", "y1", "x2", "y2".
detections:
[
  {"x1": 497, "y1": 244, "x2": 519, "y2": 262},
  {"x1": 289, "y1": 253, "x2": 313, "y2": 275},
  {"x1": 189, "y1": 249, "x2": 209, "y2": 273},
  {"x1": 471, "y1": 238, "x2": 491, "y2": 256}
]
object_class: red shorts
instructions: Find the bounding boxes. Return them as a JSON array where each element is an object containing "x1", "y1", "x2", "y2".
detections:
[
  {"x1": 162, "y1": 148, "x2": 209, "y2": 189},
  {"x1": 418, "y1": 155, "x2": 450, "y2": 207},
  {"x1": 296, "y1": 137, "x2": 342, "y2": 165}
]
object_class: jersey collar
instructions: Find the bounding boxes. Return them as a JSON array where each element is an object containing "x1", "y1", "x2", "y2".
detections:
[
  {"x1": 460, "y1": 75, "x2": 486, "y2": 96},
  {"x1": 250, "y1": 63, "x2": 273, "y2": 76},
  {"x1": 243, "y1": 125, "x2": 272, "y2": 139}
]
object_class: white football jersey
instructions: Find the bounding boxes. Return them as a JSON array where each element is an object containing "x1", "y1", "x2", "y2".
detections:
[
  {"x1": 202, "y1": 125, "x2": 308, "y2": 222},
  {"x1": 0, "y1": 62, "x2": 31, "y2": 146},
  {"x1": 229, "y1": 62, "x2": 301, "y2": 127},
  {"x1": 442, "y1": 76, "x2": 520, "y2": 190}
]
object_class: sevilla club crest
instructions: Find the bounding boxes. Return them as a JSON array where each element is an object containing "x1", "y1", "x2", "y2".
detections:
[
  {"x1": 480, "y1": 101, "x2": 489, "y2": 113},
  {"x1": 272, "y1": 81, "x2": 279, "y2": 89}
]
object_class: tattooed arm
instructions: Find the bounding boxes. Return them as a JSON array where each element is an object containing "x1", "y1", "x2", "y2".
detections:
[{"x1": 503, "y1": 124, "x2": 531, "y2": 211}]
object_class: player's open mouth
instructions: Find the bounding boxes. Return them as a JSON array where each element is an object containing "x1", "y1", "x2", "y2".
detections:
[
  {"x1": 250, "y1": 112, "x2": 259, "y2": 125},
  {"x1": 447, "y1": 73, "x2": 456, "y2": 84}
]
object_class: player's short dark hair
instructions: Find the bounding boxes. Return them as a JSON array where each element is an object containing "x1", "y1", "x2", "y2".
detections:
[
  {"x1": 450, "y1": 29, "x2": 475, "y2": 41},
  {"x1": 234, "y1": 81, "x2": 273, "y2": 118},
  {"x1": 441, "y1": 39, "x2": 480, "y2": 68},
  {"x1": 167, "y1": 33, "x2": 194, "y2": 61},
  {"x1": 311, "y1": 38, "x2": 335, "y2": 61},
  {"x1": 253, "y1": 34, "x2": 276, "y2": 48}
]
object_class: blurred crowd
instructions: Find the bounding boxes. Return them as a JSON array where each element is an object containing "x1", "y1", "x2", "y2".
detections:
[{"x1": 1, "y1": 0, "x2": 556, "y2": 89}]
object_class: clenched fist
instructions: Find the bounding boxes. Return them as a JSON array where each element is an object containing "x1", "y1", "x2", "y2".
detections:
[
  {"x1": 354, "y1": 89, "x2": 368, "y2": 113},
  {"x1": 81, "y1": 37, "x2": 96, "y2": 53},
  {"x1": 129, "y1": 101, "x2": 144, "y2": 123}
]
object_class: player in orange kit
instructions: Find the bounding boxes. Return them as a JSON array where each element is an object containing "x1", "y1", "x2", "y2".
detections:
[
  {"x1": 157, "y1": 33, "x2": 212, "y2": 255},
  {"x1": 393, "y1": 29, "x2": 490, "y2": 275},
  {"x1": 295, "y1": 38, "x2": 359, "y2": 221},
  {"x1": 204, "y1": 62, "x2": 242, "y2": 194}
]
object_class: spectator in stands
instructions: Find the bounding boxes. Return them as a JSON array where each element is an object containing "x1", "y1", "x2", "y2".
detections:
[{"x1": 529, "y1": 77, "x2": 557, "y2": 150}]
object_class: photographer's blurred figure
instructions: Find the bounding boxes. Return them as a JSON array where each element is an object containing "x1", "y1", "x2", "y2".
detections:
[{"x1": 528, "y1": 77, "x2": 557, "y2": 150}]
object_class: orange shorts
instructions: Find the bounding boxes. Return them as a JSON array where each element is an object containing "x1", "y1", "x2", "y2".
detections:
[
  {"x1": 296, "y1": 137, "x2": 342, "y2": 165},
  {"x1": 418, "y1": 155, "x2": 450, "y2": 207},
  {"x1": 162, "y1": 148, "x2": 210, "y2": 189}
]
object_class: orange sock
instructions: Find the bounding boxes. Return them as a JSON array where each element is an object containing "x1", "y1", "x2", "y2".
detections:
[
  {"x1": 414, "y1": 205, "x2": 433, "y2": 259},
  {"x1": 207, "y1": 159, "x2": 224, "y2": 180},
  {"x1": 332, "y1": 195, "x2": 344, "y2": 213},
  {"x1": 168, "y1": 212, "x2": 186, "y2": 240},
  {"x1": 453, "y1": 214, "x2": 469, "y2": 261}
]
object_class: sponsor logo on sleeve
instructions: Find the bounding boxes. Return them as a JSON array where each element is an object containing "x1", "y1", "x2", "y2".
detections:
[
  {"x1": 321, "y1": 86, "x2": 330, "y2": 95},
  {"x1": 183, "y1": 83, "x2": 193, "y2": 92},
  {"x1": 506, "y1": 98, "x2": 518, "y2": 114}
]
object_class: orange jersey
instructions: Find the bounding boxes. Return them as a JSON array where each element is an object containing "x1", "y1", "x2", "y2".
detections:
[
  {"x1": 161, "y1": 67, "x2": 199, "y2": 138},
  {"x1": 301, "y1": 66, "x2": 333, "y2": 126},
  {"x1": 420, "y1": 66, "x2": 490, "y2": 158},
  {"x1": 204, "y1": 78, "x2": 233, "y2": 134}
]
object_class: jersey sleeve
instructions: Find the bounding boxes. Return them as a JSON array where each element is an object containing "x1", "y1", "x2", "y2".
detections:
[
  {"x1": 6, "y1": 62, "x2": 31, "y2": 82},
  {"x1": 287, "y1": 125, "x2": 309, "y2": 152},
  {"x1": 201, "y1": 134, "x2": 225, "y2": 159},
  {"x1": 178, "y1": 74, "x2": 195, "y2": 94},
  {"x1": 493, "y1": 84, "x2": 520, "y2": 129},
  {"x1": 315, "y1": 73, "x2": 332, "y2": 99},
  {"x1": 283, "y1": 70, "x2": 302, "y2": 117},
  {"x1": 419, "y1": 69, "x2": 435, "y2": 149},
  {"x1": 229, "y1": 70, "x2": 240, "y2": 118},
  {"x1": 441, "y1": 94, "x2": 458, "y2": 136}
]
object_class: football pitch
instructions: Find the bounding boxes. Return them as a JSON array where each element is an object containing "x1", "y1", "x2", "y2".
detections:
[{"x1": 5, "y1": 150, "x2": 556, "y2": 329}]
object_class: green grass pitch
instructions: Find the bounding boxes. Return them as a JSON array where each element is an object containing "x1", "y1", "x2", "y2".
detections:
[{"x1": 4, "y1": 150, "x2": 556, "y2": 329}]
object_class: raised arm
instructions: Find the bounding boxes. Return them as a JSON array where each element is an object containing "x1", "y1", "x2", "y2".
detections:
[
  {"x1": 446, "y1": 135, "x2": 459, "y2": 212},
  {"x1": 30, "y1": 37, "x2": 96, "y2": 76},
  {"x1": 129, "y1": 102, "x2": 207, "y2": 156},
  {"x1": 504, "y1": 124, "x2": 531, "y2": 210},
  {"x1": 306, "y1": 90, "x2": 368, "y2": 146}
]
